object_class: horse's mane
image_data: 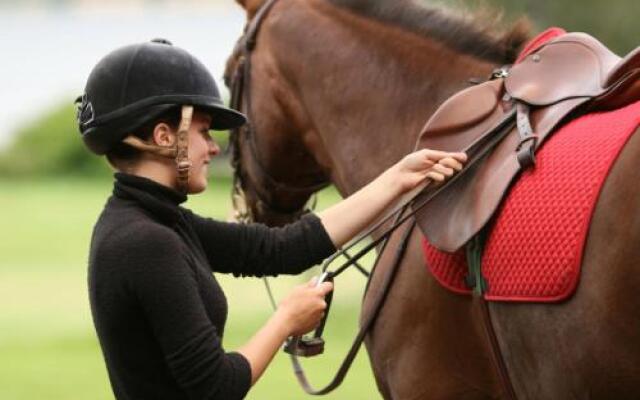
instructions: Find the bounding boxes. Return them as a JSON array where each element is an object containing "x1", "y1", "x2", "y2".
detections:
[{"x1": 326, "y1": 0, "x2": 531, "y2": 63}]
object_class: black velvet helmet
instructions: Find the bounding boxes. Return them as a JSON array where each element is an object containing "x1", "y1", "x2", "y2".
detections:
[{"x1": 76, "y1": 38, "x2": 246, "y2": 155}]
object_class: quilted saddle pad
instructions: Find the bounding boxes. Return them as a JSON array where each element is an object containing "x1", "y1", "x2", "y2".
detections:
[{"x1": 422, "y1": 99, "x2": 640, "y2": 302}]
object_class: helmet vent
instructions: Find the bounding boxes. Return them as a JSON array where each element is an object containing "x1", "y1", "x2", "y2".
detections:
[{"x1": 76, "y1": 94, "x2": 95, "y2": 127}]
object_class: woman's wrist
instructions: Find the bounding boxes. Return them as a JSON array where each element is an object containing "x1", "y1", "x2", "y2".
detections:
[
  {"x1": 271, "y1": 309, "x2": 294, "y2": 339},
  {"x1": 382, "y1": 161, "x2": 410, "y2": 195}
]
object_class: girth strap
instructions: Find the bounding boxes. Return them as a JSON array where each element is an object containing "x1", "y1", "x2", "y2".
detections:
[{"x1": 465, "y1": 233, "x2": 488, "y2": 295}]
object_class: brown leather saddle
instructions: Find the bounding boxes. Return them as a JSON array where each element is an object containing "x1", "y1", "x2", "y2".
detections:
[{"x1": 414, "y1": 32, "x2": 640, "y2": 253}]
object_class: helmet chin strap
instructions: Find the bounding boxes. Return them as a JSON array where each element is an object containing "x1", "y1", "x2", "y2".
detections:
[
  {"x1": 174, "y1": 105, "x2": 193, "y2": 193},
  {"x1": 121, "y1": 105, "x2": 194, "y2": 194}
]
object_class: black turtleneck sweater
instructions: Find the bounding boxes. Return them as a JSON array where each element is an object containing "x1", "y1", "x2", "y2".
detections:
[{"x1": 88, "y1": 173, "x2": 336, "y2": 400}]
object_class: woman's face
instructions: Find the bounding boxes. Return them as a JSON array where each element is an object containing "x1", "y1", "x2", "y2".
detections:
[{"x1": 185, "y1": 111, "x2": 220, "y2": 194}]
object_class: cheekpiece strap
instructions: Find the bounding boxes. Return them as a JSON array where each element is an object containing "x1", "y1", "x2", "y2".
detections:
[{"x1": 175, "y1": 105, "x2": 193, "y2": 193}]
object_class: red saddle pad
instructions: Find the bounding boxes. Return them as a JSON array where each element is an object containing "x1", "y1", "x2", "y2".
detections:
[{"x1": 422, "y1": 98, "x2": 640, "y2": 302}]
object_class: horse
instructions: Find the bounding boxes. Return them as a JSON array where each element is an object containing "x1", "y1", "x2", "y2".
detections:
[{"x1": 224, "y1": 0, "x2": 640, "y2": 398}]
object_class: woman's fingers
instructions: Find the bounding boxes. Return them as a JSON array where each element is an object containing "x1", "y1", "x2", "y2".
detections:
[
  {"x1": 425, "y1": 171, "x2": 445, "y2": 182},
  {"x1": 307, "y1": 277, "x2": 334, "y2": 293},
  {"x1": 421, "y1": 149, "x2": 467, "y2": 163},
  {"x1": 438, "y1": 157, "x2": 463, "y2": 171},
  {"x1": 431, "y1": 163, "x2": 455, "y2": 177},
  {"x1": 397, "y1": 149, "x2": 467, "y2": 192},
  {"x1": 316, "y1": 281, "x2": 334, "y2": 295},
  {"x1": 424, "y1": 163, "x2": 456, "y2": 183}
]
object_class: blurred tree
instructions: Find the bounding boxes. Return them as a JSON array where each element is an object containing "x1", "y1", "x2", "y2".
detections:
[
  {"x1": 0, "y1": 103, "x2": 232, "y2": 178},
  {"x1": 0, "y1": 104, "x2": 111, "y2": 178},
  {"x1": 484, "y1": 0, "x2": 640, "y2": 54}
]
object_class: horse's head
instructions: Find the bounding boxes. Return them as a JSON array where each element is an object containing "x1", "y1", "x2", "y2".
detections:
[
  {"x1": 224, "y1": 0, "x2": 331, "y2": 226},
  {"x1": 224, "y1": 0, "x2": 530, "y2": 226}
]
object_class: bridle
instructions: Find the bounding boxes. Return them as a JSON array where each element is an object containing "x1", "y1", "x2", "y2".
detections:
[
  {"x1": 225, "y1": 0, "x2": 518, "y2": 395},
  {"x1": 227, "y1": 0, "x2": 329, "y2": 223}
]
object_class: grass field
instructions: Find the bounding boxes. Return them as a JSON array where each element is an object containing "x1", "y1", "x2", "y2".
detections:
[{"x1": 0, "y1": 175, "x2": 381, "y2": 400}]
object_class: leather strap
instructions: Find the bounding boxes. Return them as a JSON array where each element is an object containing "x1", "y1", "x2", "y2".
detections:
[
  {"x1": 466, "y1": 231, "x2": 517, "y2": 398},
  {"x1": 465, "y1": 233, "x2": 488, "y2": 295},
  {"x1": 290, "y1": 217, "x2": 417, "y2": 395},
  {"x1": 477, "y1": 298, "x2": 518, "y2": 400},
  {"x1": 515, "y1": 102, "x2": 537, "y2": 168},
  {"x1": 175, "y1": 105, "x2": 193, "y2": 193},
  {"x1": 120, "y1": 104, "x2": 193, "y2": 193},
  {"x1": 122, "y1": 135, "x2": 177, "y2": 158},
  {"x1": 244, "y1": 0, "x2": 280, "y2": 51}
]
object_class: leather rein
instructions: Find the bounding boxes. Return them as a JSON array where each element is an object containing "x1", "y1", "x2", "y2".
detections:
[{"x1": 226, "y1": 0, "x2": 519, "y2": 394}]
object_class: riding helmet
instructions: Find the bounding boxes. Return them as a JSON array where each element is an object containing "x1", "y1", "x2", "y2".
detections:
[{"x1": 76, "y1": 38, "x2": 246, "y2": 155}]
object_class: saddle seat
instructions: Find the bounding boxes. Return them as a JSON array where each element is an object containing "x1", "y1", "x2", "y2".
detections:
[
  {"x1": 508, "y1": 33, "x2": 640, "y2": 109},
  {"x1": 414, "y1": 31, "x2": 640, "y2": 253}
]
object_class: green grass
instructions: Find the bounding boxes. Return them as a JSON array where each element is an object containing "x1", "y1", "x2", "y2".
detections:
[{"x1": 0, "y1": 176, "x2": 381, "y2": 399}]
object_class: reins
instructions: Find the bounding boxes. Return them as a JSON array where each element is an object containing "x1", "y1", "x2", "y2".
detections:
[
  {"x1": 279, "y1": 106, "x2": 514, "y2": 394},
  {"x1": 227, "y1": 0, "x2": 517, "y2": 394}
]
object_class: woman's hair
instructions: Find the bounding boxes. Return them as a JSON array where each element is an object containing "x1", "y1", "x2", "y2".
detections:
[{"x1": 105, "y1": 106, "x2": 182, "y2": 170}]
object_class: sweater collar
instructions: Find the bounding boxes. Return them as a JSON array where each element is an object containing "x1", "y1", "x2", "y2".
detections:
[{"x1": 113, "y1": 173, "x2": 187, "y2": 224}]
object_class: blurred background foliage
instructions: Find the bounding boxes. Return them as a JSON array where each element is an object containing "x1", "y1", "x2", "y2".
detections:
[
  {"x1": 486, "y1": 0, "x2": 639, "y2": 54},
  {"x1": 0, "y1": 102, "x2": 231, "y2": 179},
  {"x1": 0, "y1": 0, "x2": 637, "y2": 179},
  {"x1": 0, "y1": 104, "x2": 111, "y2": 178}
]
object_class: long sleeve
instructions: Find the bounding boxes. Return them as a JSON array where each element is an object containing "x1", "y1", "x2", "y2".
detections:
[
  {"x1": 116, "y1": 225, "x2": 251, "y2": 399},
  {"x1": 185, "y1": 211, "x2": 336, "y2": 277}
]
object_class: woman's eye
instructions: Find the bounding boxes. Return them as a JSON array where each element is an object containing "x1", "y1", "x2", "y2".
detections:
[{"x1": 201, "y1": 130, "x2": 215, "y2": 141}]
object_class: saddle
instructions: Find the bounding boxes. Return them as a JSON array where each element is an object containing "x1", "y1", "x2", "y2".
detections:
[{"x1": 414, "y1": 31, "x2": 640, "y2": 253}]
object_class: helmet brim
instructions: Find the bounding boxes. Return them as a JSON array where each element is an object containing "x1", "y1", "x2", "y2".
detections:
[
  {"x1": 82, "y1": 102, "x2": 247, "y2": 155},
  {"x1": 205, "y1": 104, "x2": 247, "y2": 131}
]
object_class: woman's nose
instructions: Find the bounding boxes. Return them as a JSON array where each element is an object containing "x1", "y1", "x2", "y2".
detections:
[{"x1": 209, "y1": 140, "x2": 220, "y2": 156}]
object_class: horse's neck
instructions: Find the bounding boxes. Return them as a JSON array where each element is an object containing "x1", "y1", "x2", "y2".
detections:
[{"x1": 268, "y1": 0, "x2": 499, "y2": 196}]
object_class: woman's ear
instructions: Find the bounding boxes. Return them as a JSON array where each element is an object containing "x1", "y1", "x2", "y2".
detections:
[{"x1": 152, "y1": 123, "x2": 176, "y2": 147}]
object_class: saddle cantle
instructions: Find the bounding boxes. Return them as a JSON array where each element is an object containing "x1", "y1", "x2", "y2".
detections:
[{"x1": 414, "y1": 30, "x2": 640, "y2": 253}]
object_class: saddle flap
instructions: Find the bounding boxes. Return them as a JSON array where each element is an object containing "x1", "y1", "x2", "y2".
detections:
[
  {"x1": 415, "y1": 96, "x2": 588, "y2": 253},
  {"x1": 416, "y1": 79, "x2": 503, "y2": 151},
  {"x1": 506, "y1": 33, "x2": 621, "y2": 106},
  {"x1": 413, "y1": 31, "x2": 633, "y2": 253}
]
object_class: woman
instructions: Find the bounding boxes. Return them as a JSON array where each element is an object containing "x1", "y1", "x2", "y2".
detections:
[{"x1": 78, "y1": 39, "x2": 466, "y2": 400}]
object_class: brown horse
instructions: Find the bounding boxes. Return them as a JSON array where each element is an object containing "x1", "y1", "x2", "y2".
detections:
[{"x1": 225, "y1": 0, "x2": 640, "y2": 398}]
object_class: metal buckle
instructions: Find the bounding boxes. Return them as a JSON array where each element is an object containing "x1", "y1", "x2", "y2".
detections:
[{"x1": 491, "y1": 67, "x2": 510, "y2": 80}]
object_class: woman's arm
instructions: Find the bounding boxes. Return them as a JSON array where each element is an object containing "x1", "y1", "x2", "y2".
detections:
[
  {"x1": 187, "y1": 212, "x2": 335, "y2": 276},
  {"x1": 188, "y1": 149, "x2": 464, "y2": 276},
  {"x1": 318, "y1": 149, "x2": 466, "y2": 247}
]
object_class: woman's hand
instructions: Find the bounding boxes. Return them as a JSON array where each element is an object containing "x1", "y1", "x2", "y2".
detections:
[
  {"x1": 276, "y1": 278, "x2": 334, "y2": 336},
  {"x1": 317, "y1": 148, "x2": 467, "y2": 248},
  {"x1": 391, "y1": 149, "x2": 467, "y2": 193},
  {"x1": 238, "y1": 277, "x2": 333, "y2": 385}
]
